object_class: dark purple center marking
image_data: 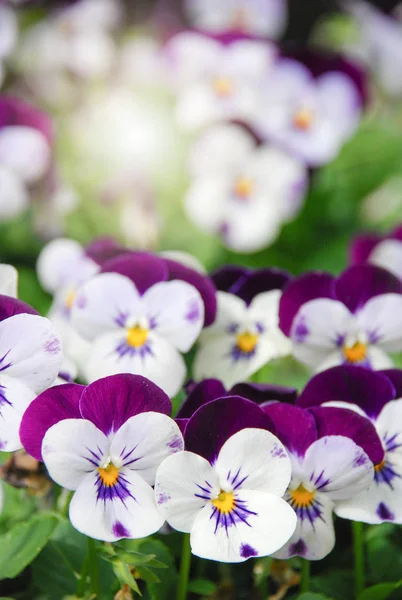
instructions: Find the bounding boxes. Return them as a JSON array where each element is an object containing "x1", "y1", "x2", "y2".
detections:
[
  {"x1": 376, "y1": 502, "x2": 395, "y2": 521},
  {"x1": 112, "y1": 521, "x2": 131, "y2": 538},
  {"x1": 240, "y1": 543, "x2": 257, "y2": 558}
]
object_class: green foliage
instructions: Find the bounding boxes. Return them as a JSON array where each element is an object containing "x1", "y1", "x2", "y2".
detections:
[
  {"x1": 187, "y1": 578, "x2": 217, "y2": 595},
  {"x1": 358, "y1": 581, "x2": 402, "y2": 600}
]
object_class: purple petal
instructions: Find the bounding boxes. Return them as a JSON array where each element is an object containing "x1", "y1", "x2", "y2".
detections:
[
  {"x1": 335, "y1": 264, "x2": 402, "y2": 313},
  {"x1": 278, "y1": 272, "x2": 336, "y2": 336},
  {"x1": 349, "y1": 234, "x2": 381, "y2": 265},
  {"x1": 19, "y1": 383, "x2": 84, "y2": 461},
  {"x1": 175, "y1": 418, "x2": 188, "y2": 435},
  {"x1": 261, "y1": 403, "x2": 317, "y2": 457},
  {"x1": 79, "y1": 374, "x2": 171, "y2": 436},
  {"x1": 390, "y1": 225, "x2": 402, "y2": 242},
  {"x1": 0, "y1": 295, "x2": 38, "y2": 322},
  {"x1": 176, "y1": 379, "x2": 226, "y2": 419},
  {"x1": 84, "y1": 237, "x2": 126, "y2": 266},
  {"x1": 233, "y1": 268, "x2": 291, "y2": 305},
  {"x1": 0, "y1": 96, "x2": 53, "y2": 143},
  {"x1": 298, "y1": 366, "x2": 395, "y2": 420},
  {"x1": 309, "y1": 406, "x2": 384, "y2": 465},
  {"x1": 380, "y1": 369, "x2": 402, "y2": 400},
  {"x1": 164, "y1": 258, "x2": 217, "y2": 326},
  {"x1": 211, "y1": 265, "x2": 250, "y2": 293},
  {"x1": 184, "y1": 396, "x2": 275, "y2": 464},
  {"x1": 100, "y1": 252, "x2": 168, "y2": 295},
  {"x1": 230, "y1": 382, "x2": 298, "y2": 405}
]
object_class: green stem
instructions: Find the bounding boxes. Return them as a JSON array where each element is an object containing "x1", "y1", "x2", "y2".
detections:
[
  {"x1": 353, "y1": 521, "x2": 365, "y2": 598},
  {"x1": 300, "y1": 559, "x2": 310, "y2": 594},
  {"x1": 177, "y1": 534, "x2": 191, "y2": 600},
  {"x1": 87, "y1": 537, "x2": 100, "y2": 598},
  {"x1": 76, "y1": 553, "x2": 89, "y2": 597}
]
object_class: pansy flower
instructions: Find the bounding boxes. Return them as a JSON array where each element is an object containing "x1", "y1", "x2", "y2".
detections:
[
  {"x1": 254, "y1": 56, "x2": 364, "y2": 166},
  {"x1": 70, "y1": 252, "x2": 216, "y2": 396},
  {"x1": 155, "y1": 396, "x2": 297, "y2": 562},
  {"x1": 165, "y1": 31, "x2": 276, "y2": 129},
  {"x1": 184, "y1": 123, "x2": 308, "y2": 252},
  {"x1": 0, "y1": 295, "x2": 62, "y2": 451},
  {"x1": 20, "y1": 374, "x2": 183, "y2": 541},
  {"x1": 351, "y1": 225, "x2": 402, "y2": 281},
  {"x1": 298, "y1": 365, "x2": 402, "y2": 524},
  {"x1": 0, "y1": 3, "x2": 17, "y2": 88},
  {"x1": 0, "y1": 97, "x2": 52, "y2": 220},
  {"x1": 194, "y1": 266, "x2": 291, "y2": 388},
  {"x1": 279, "y1": 264, "x2": 402, "y2": 372},
  {"x1": 184, "y1": 0, "x2": 287, "y2": 39},
  {"x1": 0, "y1": 264, "x2": 18, "y2": 298},
  {"x1": 262, "y1": 402, "x2": 382, "y2": 559}
]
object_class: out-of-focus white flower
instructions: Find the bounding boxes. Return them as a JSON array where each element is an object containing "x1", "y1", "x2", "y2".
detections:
[
  {"x1": 118, "y1": 37, "x2": 167, "y2": 89},
  {"x1": 165, "y1": 32, "x2": 276, "y2": 129},
  {"x1": 184, "y1": 0, "x2": 287, "y2": 39},
  {"x1": 184, "y1": 123, "x2": 308, "y2": 252},
  {"x1": 254, "y1": 58, "x2": 362, "y2": 167}
]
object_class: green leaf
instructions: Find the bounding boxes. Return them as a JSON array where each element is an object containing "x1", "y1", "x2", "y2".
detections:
[
  {"x1": 358, "y1": 581, "x2": 402, "y2": 600},
  {"x1": 113, "y1": 560, "x2": 142, "y2": 596},
  {"x1": 297, "y1": 594, "x2": 334, "y2": 600},
  {"x1": 187, "y1": 578, "x2": 217, "y2": 595},
  {"x1": 136, "y1": 565, "x2": 161, "y2": 584},
  {"x1": 0, "y1": 513, "x2": 59, "y2": 579}
]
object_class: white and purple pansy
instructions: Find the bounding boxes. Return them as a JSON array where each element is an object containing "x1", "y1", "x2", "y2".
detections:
[
  {"x1": 279, "y1": 264, "x2": 402, "y2": 372},
  {"x1": 262, "y1": 402, "x2": 383, "y2": 560},
  {"x1": 0, "y1": 295, "x2": 62, "y2": 451},
  {"x1": 155, "y1": 396, "x2": 297, "y2": 562},
  {"x1": 298, "y1": 365, "x2": 402, "y2": 524},
  {"x1": 70, "y1": 253, "x2": 216, "y2": 396},
  {"x1": 351, "y1": 225, "x2": 402, "y2": 282},
  {"x1": 20, "y1": 374, "x2": 184, "y2": 541},
  {"x1": 194, "y1": 266, "x2": 291, "y2": 388},
  {"x1": 0, "y1": 96, "x2": 52, "y2": 220},
  {"x1": 184, "y1": 0, "x2": 287, "y2": 39},
  {"x1": 184, "y1": 123, "x2": 308, "y2": 252},
  {"x1": 165, "y1": 31, "x2": 276, "y2": 129},
  {"x1": 254, "y1": 54, "x2": 365, "y2": 166}
]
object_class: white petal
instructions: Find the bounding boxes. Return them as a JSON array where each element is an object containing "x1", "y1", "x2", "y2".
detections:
[
  {"x1": 0, "y1": 314, "x2": 62, "y2": 393},
  {"x1": 365, "y1": 346, "x2": 393, "y2": 370},
  {"x1": 0, "y1": 264, "x2": 18, "y2": 297},
  {"x1": 184, "y1": 176, "x2": 229, "y2": 233},
  {"x1": 274, "y1": 493, "x2": 335, "y2": 560},
  {"x1": 42, "y1": 418, "x2": 109, "y2": 490},
  {"x1": 155, "y1": 451, "x2": 220, "y2": 532},
  {"x1": 0, "y1": 374, "x2": 35, "y2": 451},
  {"x1": 357, "y1": 294, "x2": 402, "y2": 352},
  {"x1": 142, "y1": 281, "x2": 204, "y2": 352},
  {"x1": 249, "y1": 290, "x2": 292, "y2": 356},
  {"x1": 70, "y1": 469, "x2": 164, "y2": 541},
  {"x1": 110, "y1": 413, "x2": 184, "y2": 485},
  {"x1": 0, "y1": 5, "x2": 17, "y2": 59},
  {"x1": 85, "y1": 331, "x2": 186, "y2": 397},
  {"x1": 202, "y1": 291, "x2": 246, "y2": 336},
  {"x1": 0, "y1": 126, "x2": 50, "y2": 184},
  {"x1": 71, "y1": 273, "x2": 140, "y2": 342},
  {"x1": 369, "y1": 239, "x2": 402, "y2": 281},
  {"x1": 191, "y1": 490, "x2": 296, "y2": 562},
  {"x1": 302, "y1": 436, "x2": 373, "y2": 502},
  {"x1": 317, "y1": 72, "x2": 361, "y2": 138},
  {"x1": 0, "y1": 166, "x2": 29, "y2": 220},
  {"x1": 215, "y1": 428, "x2": 291, "y2": 496},
  {"x1": 165, "y1": 32, "x2": 221, "y2": 88},
  {"x1": 291, "y1": 299, "x2": 353, "y2": 369}
]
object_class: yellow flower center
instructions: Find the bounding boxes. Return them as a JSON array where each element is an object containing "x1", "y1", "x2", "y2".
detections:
[
  {"x1": 98, "y1": 463, "x2": 119, "y2": 487},
  {"x1": 236, "y1": 331, "x2": 258, "y2": 354},
  {"x1": 126, "y1": 325, "x2": 149, "y2": 348},
  {"x1": 233, "y1": 176, "x2": 254, "y2": 199},
  {"x1": 213, "y1": 76, "x2": 233, "y2": 97},
  {"x1": 374, "y1": 458, "x2": 386, "y2": 472},
  {"x1": 343, "y1": 341, "x2": 367, "y2": 364},
  {"x1": 65, "y1": 289, "x2": 76, "y2": 310},
  {"x1": 212, "y1": 490, "x2": 236, "y2": 514},
  {"x1": 293, "y1": 108, "x2": 314, "y2": 130},
  {"x1": 290, "y1": 484, "x2": 315, "y2": 508}
]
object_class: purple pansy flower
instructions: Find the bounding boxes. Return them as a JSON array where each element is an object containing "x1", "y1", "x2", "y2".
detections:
[
  {"x1": 279, "y1": 264, "x2": 402, "y2": 372},
  {"x1": 0, "y1": 295, "x2": 62, "y2": 451},
  {"x1": 0, "y1": 96, "x2": 52, "y2": 220},
  {"x1": 165, "y1": 31, "x2": 276, "y2": 129},
  {"x1": 254, "y1": 55, "x2": 364, "y2": 166},
  {"x1": 155, "y1": 397, "x2": 297, "y2": 562},
  {"x1": 20, "y1": 374, "x2": 183, "y2": 541},
  {"x1": 351, "y1": 225, "x2": 402, "y2": 281},
  {"x1": 70, "y1": 253, "x2": 212, "y2": 396},
  {"x1": 194, "y1": 266, "x2": 291, "y2": 387},
  {"x1": 262, "y1": 402, "x2": 382, "y2": 559},
  {"x1": 298, "y1": 365, "x2": 402, "y2": 524}
]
